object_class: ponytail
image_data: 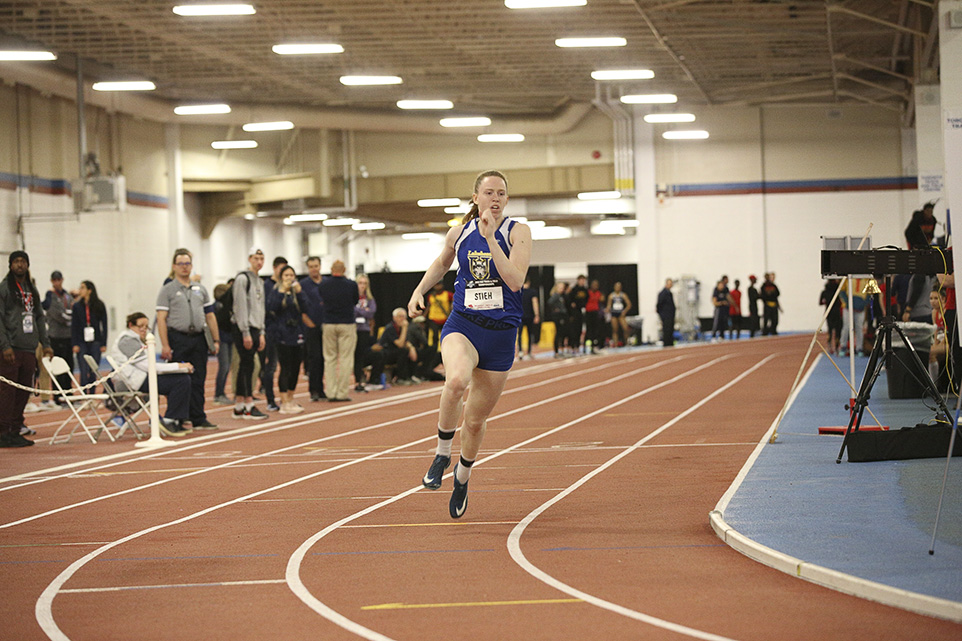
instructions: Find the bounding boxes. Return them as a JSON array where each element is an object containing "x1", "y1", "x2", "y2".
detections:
[{"x1": 461, "y1": 202, "x2": 480, "y2": 225}]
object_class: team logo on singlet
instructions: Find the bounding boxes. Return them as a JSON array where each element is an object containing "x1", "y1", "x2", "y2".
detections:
[{"x1": 468, "y1": 250, "x2": 491, "y2": 281}]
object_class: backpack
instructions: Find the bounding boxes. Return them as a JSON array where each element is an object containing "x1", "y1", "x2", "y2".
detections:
[{"x1": 215, "y1": 272, "x2": 253, "y2": 332}]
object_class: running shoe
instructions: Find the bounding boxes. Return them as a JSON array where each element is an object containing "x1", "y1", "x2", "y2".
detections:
[
  {"x1": 160, "y1": 418, "x2": 189, "y2": 437},
  {"x1": 20, "y1": 425, "x2": 37, "y2": 436},
  {"x1": 245, "y1": 406, "x2": 269, "y2": 420},
  {"x1": 422, "y1": 454, "x2": 451, "y2": 490},
  {"x1": 449, "y1": 465, "x2": 469, "y2": 519}
]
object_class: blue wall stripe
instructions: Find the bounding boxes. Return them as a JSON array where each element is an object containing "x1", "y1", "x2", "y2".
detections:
[{"x1": 0, "y1": 171, "x2": 168, "y2": 208}]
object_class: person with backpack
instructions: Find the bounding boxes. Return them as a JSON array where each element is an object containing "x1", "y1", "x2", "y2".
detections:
[{"x1": 212, "y1": 279, "x2": 234, "y2": 404}]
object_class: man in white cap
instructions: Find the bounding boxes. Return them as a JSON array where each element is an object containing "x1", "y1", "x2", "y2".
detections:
[{"x1": 231, "y1": 247, "x2": 268, "y2": 419}]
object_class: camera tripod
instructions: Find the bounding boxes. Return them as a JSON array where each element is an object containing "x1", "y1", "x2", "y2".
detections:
[{"x1": 836, "y1": 312, "x2": 950, "y2": 464}]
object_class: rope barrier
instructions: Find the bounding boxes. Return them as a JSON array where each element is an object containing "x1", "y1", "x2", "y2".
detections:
[{"x1": 0, "y1": 342, "x2": 149, "y2": 396}]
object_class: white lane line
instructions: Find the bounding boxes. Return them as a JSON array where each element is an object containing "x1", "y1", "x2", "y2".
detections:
[
  {"x1": 2, "y1": 351, "x2": 664, "y2": 490},
  {"x1": 284, "y1": 355, "x2": 734, "y2": 641},
  {"x1": 3, "y1": 354, "x2": 671, "y2": 529},
  {"x1": 60, "y1": 579, "x2": 288, "y2": 593},
  {"x1": 505, "y1": 355, "x2": 776, "y2": 641},
  {"x1": 33, "y1": 353, "x2": 686, "y2": 641}
]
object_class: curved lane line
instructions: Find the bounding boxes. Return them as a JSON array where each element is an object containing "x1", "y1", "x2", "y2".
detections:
[
  {"x1": 5, "y1": 355, "x2": 664, "y2": 530},
  {"x1": 2, "y1": 352, "x2": 659, "y2": 491},
  {"x1": 285, "y1": 355, "x2": 734, "y2": 641},
  {"x1": 33, "y1": 353, "x2": 679, "y2": 640},
  {"x1": 505, "y1": 355, "x2": 776, "y2": 641}
]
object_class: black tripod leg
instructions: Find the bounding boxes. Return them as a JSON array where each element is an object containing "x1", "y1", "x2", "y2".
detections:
[
  {"x1": 837, "y1": 331, "x2": 887, "y2": 464},
  {"x1": 891, "y1": 324, "x2": 952, "y2": 421}
]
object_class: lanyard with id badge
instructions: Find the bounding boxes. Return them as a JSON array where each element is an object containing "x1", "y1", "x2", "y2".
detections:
[
  {"x1": 464, "y1": 250, "x2": 504, "y2": 311},
  {"x1": 83, "y1": 302, "x2": 95, "y2": 342},
  {"x1": 16, "y1": 281, "x2": 36, "y2": 334}
]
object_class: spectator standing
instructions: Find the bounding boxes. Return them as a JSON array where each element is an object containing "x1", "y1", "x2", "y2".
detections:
[
  {"x1": 656, "y1": 278, "x2": 675, "y2": 347},
  {"x1": 426, "y1": 282, "x2": 452, "y2": 348},
  {"x1": 232, "y1": 247, "x2": 269, "y2": 420},
  {"x1": 820, "y1": 278, "x2": 843, "y2": 355},
  {"x1": 567, "y1": 274, "x2": 588, "y2": 353},
  {"x1": 0, "y1": 251, "x2": 52, "y2": 447},
  {"x1": 584, "y1": 279, "x2": 604, "y2": 353},
  {"x1": 299, "y1": 256, "x2": 326, "y2": 401},
  {"x1": 268, "y1": 265, "x2": 306, "y2": 414},
  {"x1": 606, "y1": 281, "x2": 632, "y2": 347},
  {"x1": 547, "y1": 281, "x2": 568, "y2": 357},
  {"x1": 761, "y1": 272, "x2": 781, "y2": 336},
  {"x1": 710, "y1": 280, "x2": 731, "y2": 341},
  {"x1": 155, "y1": 248, "x2": 219, "y2": 430},
  {"x1": 318, "y1": 260, "x2": 359, "y2": 402},
  {"x1": 353, "y1": 273, "x2": 384, "y2": 390},
  {"x1": 42, "y1": 270, "x2": 73, "y2": 404},
  {"x1": 746, "y1": 275, "x2": 760, "y2": 338},
  {"x1": 518, "y1": 278, "x2": 540, "y2": 359},
  {"x1": 259, "y1": 256, "x2": 288, "y2": 412},
  {"x1": 71, "y1": 279, "x2": 107, "y2": 389},
  {"x1": 212, "y1": 281, "x2": 234, "y2": 404},
  {"x1": 110, "y1": 312, "x2": 192, "y2": 437},
  {"x1": 902, "y1": 274, "x2": 935, "y2": 324},
  {"x1": 729, "y1": 279, "x2": 743, "y2": 339}
]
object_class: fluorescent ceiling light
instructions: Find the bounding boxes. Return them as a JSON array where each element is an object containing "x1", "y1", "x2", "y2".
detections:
[
  {"x1": 506, "y1": 0, "x2": 586, "y2": 8},
  {"x1": 397, "y1": 99, "x2": 453, "y2": 110},
  {"x1": 243, "y1": 213, "x2": 256, "y2": 220},
  {"x1": 578, "y1": 191, "x2": 621, "y2": 200},
  {"x1": 352, "y1": 222, "x2": 385, "y2": 231},
  {"x1": 340, "y1": 75, "x2": 403, "y2": 86},
  {"x1": 0, "y1": 50, "x2": 57, "y2": 61},
  {"x1": 402, "y1": 232, "x2": 443, "y2": 241},
  {"x1": 591, "y1": 221, "x2": 627, "y2": 235},
  {"x1": 174, "y1": 104, "x2": 231, "y2": 115},
  {"x1": 322, "y1": 217, "x2": 360, "y2": 226},
  {"x1": 272, "y1": 43, "x2": 343, "y2": 55},
  {"x1": 591, "y1": 69, "x2": 654, "y2": 80},
  {"x1": 555, "y1": 37, "x2": 626, "y2": 48},
  {"x1": 243, "y1": 121, "x2": 294, "y2": 132},
  {"x1": 531, "y1": 226, "x2": 573, "y2": 240},
  {"x1": 663, "y1": 130, "x2": 710, "y2": 140},
  {"x1": 447, "y1": 218, "x2": 462, "y2": 227},
  {"x1": 439, "y1": 117, "x2": 491, "y2": 128},
  {"x1": 418, "y1": 198, "x2": 461, "y2": 208},
  {"x1": 444, "y1": 204, "x2": 471, "y2": 214},
  {"x1": 211, "y1": 140, "x2": 257, "y2": 149},
  {"x1": 92, "y1": 81, "x2": 156, "y2": 91},
  {"x1": 644, "y1": 113, "x2": 696, "y2": 123},
  {"x1": 478, "y1": 134, "x2": 525, "y2": 143},
  {"x1": 286, "y1": 213, "x2": 329, "y2": 222},
  {"x1": 283, "y1": 218, "x2": 295, "y2": 225},
  {"x1": 173, "y1": 4, "x2": 255, "y2": 16},
  {"x1": 620, "y1": 93, "x2": 677, "y2": 104}
]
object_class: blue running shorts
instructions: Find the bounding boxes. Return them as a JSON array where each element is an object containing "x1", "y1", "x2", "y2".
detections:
[{"x1": 440, "y1": 311, "x2": 518, "y2": 372}]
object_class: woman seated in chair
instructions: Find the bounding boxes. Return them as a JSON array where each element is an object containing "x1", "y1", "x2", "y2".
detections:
[{"x1": 109, "y1": 312, "x2": 193, "y2": 437}]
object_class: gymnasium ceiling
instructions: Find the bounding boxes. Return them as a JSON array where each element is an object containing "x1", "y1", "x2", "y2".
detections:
[{"x1": 0, "y1": 0, "x2": 943, "y2": 230}]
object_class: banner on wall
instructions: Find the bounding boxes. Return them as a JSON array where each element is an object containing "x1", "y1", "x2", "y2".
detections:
[{"x1": 947, "y1": 110, "x2": 962, "y2": 336}]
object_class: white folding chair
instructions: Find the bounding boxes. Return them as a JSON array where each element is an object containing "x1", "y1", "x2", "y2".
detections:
[
  {"x1": 84, "y1": 354, "x2": 147, "y2": 440},
  {"x1": 42, "y1": 356, "x2": 117, "y2": 444}
]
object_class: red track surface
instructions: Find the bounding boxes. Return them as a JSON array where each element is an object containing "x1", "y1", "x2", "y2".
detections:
[{"x1": 3, "y1": 336, "x2": 961, "y2": 640}]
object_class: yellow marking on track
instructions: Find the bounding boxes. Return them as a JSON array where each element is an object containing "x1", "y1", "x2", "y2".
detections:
[
  {"x1": 340, "y1": 521, "x2": 518, "y2": 529},
  {"x1": 362, "y1": 598, "x2": 583, "y2": 610}
]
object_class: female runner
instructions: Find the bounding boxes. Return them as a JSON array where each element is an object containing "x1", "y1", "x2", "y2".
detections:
[{"x1": 408, "y1": 170, "x2": 532, "y2": 518}]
